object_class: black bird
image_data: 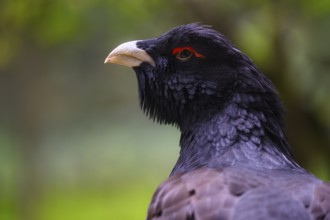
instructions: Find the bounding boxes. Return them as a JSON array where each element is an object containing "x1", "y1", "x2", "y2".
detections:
[{"x1": 105, "y1": 24, "x2": 330, "y2": 220}]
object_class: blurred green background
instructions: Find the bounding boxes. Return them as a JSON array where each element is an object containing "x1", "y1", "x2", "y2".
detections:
[{"x1": 0, "y1": 0, "x2": 330, "y2": 219}]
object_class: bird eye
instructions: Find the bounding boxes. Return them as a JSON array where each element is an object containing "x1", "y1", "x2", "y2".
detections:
[
  {"x1": 176, "y1": 49, "x2": 193, "y2": 61},
  {"x1": 172, "y1": 46, "x2": 205, "y2": 61}
]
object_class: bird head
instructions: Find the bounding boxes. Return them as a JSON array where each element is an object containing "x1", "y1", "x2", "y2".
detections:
[{"x1": 105, "y1": 24, "x2": 281, "y2": 128}]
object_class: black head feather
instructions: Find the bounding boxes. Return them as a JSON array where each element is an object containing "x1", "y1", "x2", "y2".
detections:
[{"x1": 135, "y1": 24, "x2": 281, "y2": 125}]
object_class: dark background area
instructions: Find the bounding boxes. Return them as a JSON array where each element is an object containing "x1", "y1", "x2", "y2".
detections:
[{"x1": 0, "y1": 0, "x2": 329, "y2": 219}]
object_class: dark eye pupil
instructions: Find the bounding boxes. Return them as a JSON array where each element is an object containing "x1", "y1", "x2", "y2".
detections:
[{"x1": 179, "y1": 50, "x2": 192, "y2": 58}]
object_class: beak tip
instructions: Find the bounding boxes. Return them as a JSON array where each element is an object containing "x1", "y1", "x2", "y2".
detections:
[{"x1": 104, "y1": 55, "x2": 112, "y2": 64}]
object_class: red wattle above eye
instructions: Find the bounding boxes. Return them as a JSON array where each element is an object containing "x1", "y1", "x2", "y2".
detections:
[{"x1": 172, "y1": 46, "x2": 205, "y2": 58}]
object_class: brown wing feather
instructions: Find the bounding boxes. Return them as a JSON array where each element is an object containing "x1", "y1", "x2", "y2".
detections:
[
  {"x1": 147, "y1": 167, "x2": 329, "y2": 220},
  {"x1": 147, "y1": 168, "x2": 235, "y2": 220},
  {"x1": 310, "y1": 182, "x2": 330, "y2": 220}
]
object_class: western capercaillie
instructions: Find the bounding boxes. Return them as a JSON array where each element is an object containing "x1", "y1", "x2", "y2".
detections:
[{"x1": 105, "y1": 24, "x2": 330, "y2": 220}]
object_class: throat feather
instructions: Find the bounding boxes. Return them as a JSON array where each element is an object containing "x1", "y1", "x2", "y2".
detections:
[{"x1": 171, "y1": 93, "x2": 300, "y2": 176}]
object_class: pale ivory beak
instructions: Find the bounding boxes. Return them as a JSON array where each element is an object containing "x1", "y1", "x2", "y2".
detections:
[{"x1": 104, "y1": 40, "x2": 155, "y2": 67}]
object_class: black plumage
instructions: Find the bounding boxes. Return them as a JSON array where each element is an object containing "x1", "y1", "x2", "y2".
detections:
[{"x1": 105, "y1": 24, "x2": 330, "y2": 220}]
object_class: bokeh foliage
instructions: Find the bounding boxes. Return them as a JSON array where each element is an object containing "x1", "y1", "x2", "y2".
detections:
[{"x1": 0, "y1": 0, "x2": 329, "y2": 220}]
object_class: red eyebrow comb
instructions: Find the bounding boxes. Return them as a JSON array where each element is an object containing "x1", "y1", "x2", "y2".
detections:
[{"x1": 172, "y1": 46, "x2": 205, "y2": 58}]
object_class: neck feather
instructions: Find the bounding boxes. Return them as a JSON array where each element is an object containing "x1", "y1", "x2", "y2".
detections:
[{"x1": 171, "y1": 92, "x2": 302, "y2": 176}]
